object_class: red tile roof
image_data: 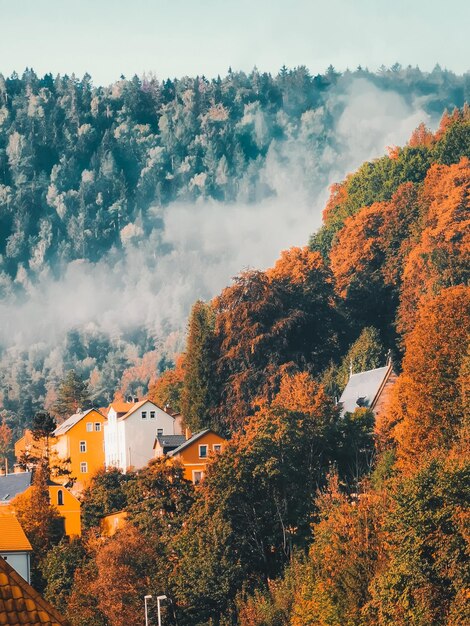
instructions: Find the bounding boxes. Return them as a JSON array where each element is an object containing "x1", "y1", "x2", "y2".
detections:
[{"x1": 0, "y1": 555, "x2": 70, "y2": 624}]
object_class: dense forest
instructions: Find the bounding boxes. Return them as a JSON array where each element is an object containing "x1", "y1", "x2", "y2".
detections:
[
  {"x1": 0, "y1": 64, "x2": 469, "y2": 436},
  {"x1": 18, "y1": 104, "x2": 469, "y2": 625}
]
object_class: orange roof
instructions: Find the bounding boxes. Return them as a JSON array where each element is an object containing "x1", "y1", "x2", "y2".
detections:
[
  {"x1": 107, "y1": 401, "x2": 135, "y2": 414},
  {"x1": 0, "y1": 555, "x2": 70, "y2": 624},
  {"x1": 119, "y1": 399, "x2": 149, "y2": 419},
  {"x1": 0, "y1": 508, "x2": 32, "y2": 552}
]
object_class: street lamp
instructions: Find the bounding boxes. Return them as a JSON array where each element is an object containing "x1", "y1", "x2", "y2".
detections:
[
  {"x1": 156, "y1": 595, "x2": 167, "y2": 626},
  {"x1": 144, "y1": 594, "x2": 152, "y2": 626}
]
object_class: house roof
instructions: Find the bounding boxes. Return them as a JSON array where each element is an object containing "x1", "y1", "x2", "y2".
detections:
[
  {"x1": 118, "y1": 399, "x2": 175, "y2": 422},
  {"x1": 168, "y1": 430, "x2": 213, "y2": 456},
  {"x1": 153, "y1": 435, "x2": 186, "y2": 450},
  {"x1": 0, "y1": 472, "x2": 33, "y2": 503},
  {"x1": 338, "y1": 364, "x2": 392, "y2": 416},
  {"x1": 106, "y1": 400, "x2": 135, "y2": 415},
  {"x1": 53, "y1": 408, "x2": 104, "y2": 437},
  {"x1": 0, "y1": 555, "x2": 70, "y2": 624},
  {"x1": 0, "y1": 508, "x2": 32, "y2": 552}
]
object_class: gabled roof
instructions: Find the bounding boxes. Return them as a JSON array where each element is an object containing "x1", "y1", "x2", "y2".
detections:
[
  {"x1": 0, "y1": 472, "x2": 33, "y2": 503},
  {"x1": 106, "y1": 400, "x2": 135, "y2": 415},
  {"x1": 338, "y1": 364, "x2": 392, "y2": 416},
  {"x1": 153, "y1": 434, "x2": 186, "y2": 451},
  {"x1": 168, "y1": 430, "x2": 213, "y2": 456},
  {"x1": 0, "y1": 555, "x2": 70, "y2": 624},
  {"x1": 119, "y1": 399, "x2": 175, "y2": 422},
  {"x1": 0, "y1": 508, "x2": 32, "y2": 552},
  {"x1": 53, "y1": 408, "x2": 104, "y2": 437}
]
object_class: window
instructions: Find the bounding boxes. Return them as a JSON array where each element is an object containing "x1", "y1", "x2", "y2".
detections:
[
  {"x1": 95, "y1": 423, "x2": 101, "y2": 432},
  {"x1": 193, "y1": 470, "x2": 204, "y2": 484},
  {"x1": 79, "y1": 441, "x2": 86, "y2": 453},
  {"x1": 157, "y1": 428, "x2": 163, "y2": 436},
  {"x1": 57, "y1": 490, "x2": 64, "y2": 506},
  {"x1": 150, "y1": 411, "x2": 156, "y2": 419},
  {"x1": 86, "y1": 422, "x2": 93, "y2": 432},
  {"x1": 141, "y1": 411, "x2": 147, "y2": 419},
  {"x1": 80, "y1": 462, "x2": 88, "y2": 473},
  {"x1": 213, "y1": 444, "x2": 222, "y2": 454},
  {"x1": 199, "y1": 444, "x2": 208, "y2": 459}
]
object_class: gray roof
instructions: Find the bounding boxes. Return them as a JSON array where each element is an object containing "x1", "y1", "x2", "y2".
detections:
[
  {"x1": 53, "y1": 408, "x2": 101, "y2": 436},
  {"x1": 0, "y1": 472, "x2": 32, "y2": 502},
  {"x1": 338, "y1": 365, "x2": 391, "y2": 416},
  {"x1": 156, "y1": 435, "x2": 186, "y2": 448},
  {"x1": 168, "y1": 430, "x2": 211, "y2": 456}
]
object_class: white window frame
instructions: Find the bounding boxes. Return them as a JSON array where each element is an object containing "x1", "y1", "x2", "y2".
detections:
[
  {"x1": 192, "y1": 470, "x2": 204, "y2": 484},
  {"x1": 141, "y1": 411, "x2": 147, "y2": 419},
  {"x1": 150, "y1": 411, "x2": 156, "y2": 419},
  {"x1": 95, "y1": 422, "x2": 101, "y2": 431},
  {"x1": 157, "y1": 428, "x2": 163, "y2": 436},
  {"x1": 213, "y1": 443, "x2": 222, "y2": 453},
  {"x1": 198, "y1": 444, "x2": 208, "y2": 459},
  {"x1": 79, "y1": 440, "x2": 87, "y2": 453},
  {"x1": 80, "y1": 462, "x2": 88, "y2": 473},
  {"x1": 86, "y1": 422, "x2": 93, "y2": 432}
]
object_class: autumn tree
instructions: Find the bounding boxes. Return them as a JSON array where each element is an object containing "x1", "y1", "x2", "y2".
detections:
[
  {"x1": 12, "y1": 461, "x2": 64, "y2": 588},
  {"x1": 398, "y1": 158, "x2": 470, "y2": 335},
  {"x1": 389, "y1": 286, "x2": 470, "y2": 470},
  {"x1": 148, "y1": 354, "x2": 185, "y2": 412},
  {"x1": 0, "y1": 418, "x2": 12, "y2": 472}
]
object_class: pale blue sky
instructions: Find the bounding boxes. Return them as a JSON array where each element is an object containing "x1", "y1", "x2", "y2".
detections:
[{"x1": 1, "y1": 0, "x2": 469, "y2": 85}]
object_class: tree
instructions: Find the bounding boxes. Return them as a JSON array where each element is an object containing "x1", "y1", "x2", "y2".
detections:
[
  {"x1": 0, "y1": 418, "x2": 12, "y2": 472},
  {"x1": 53, "y1": 370, "x2": 91, "y2": 418},
  {"x1": 81, "y1": 467, "x2": 131, "y2": 530},
  {"x1": 389, "y1": 286, "x2": 470, "y2": 470},
  {"x1": 181, "y1": 301, "x2": 217, "y2": 431},
  {"x1": 367, "y1": 458, "x2": 470, "y2": 626},
  {"x1": 148, "y1": 354, "x2": 185, "y2": 412},
  {"x1": 41, "y1": 537, "x2": 87, "y2": 614},
  {"x1": 31, "y1": 409, "x2": 56, "y2": 459},
  {"x1": 11, "y1": 461, "x2": 64, "y2": 588}
]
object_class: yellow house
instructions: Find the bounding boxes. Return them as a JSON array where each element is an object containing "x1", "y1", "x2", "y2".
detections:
[
  {"x1": 0, "y1": 471, "x2": 82, "y2": 537},
  {"x1": 100, "y1": 511, "x2": 128, "y2": 537},
  {"x1": 167, "y1": 429, "x2": 227, "y2": 483},
  {"x1": 53, "y1": 408, "x2": 106, "y2": 491}
]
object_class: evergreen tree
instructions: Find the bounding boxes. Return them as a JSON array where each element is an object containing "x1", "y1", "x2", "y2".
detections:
[
  {"x1": 181, "y1": 301, "x2": 217, "y2": 431},
  {"x1": 54, "y1": 369, "x2": 91, "y2": 417}
]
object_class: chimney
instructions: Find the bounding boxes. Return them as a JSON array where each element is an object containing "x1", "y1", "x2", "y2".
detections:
[
  {"x1": 127, "y1": 395, "x2": 133, "y2": 403},
  {"x1": 134, "y1": 397, "x2": 138, "y2": 403},
  {"x1": 185, "y1": 427, "x2": 192, "y2": 440}
]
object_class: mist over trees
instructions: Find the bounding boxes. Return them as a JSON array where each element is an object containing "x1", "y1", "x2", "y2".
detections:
[{"x1": 0, "y1": 63, "x2": 469, "y2": 434}]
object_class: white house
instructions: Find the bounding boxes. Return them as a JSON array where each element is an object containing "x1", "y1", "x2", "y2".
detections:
[{"x1": 104, "y1": 399, "x2": 181, "y2": 471}]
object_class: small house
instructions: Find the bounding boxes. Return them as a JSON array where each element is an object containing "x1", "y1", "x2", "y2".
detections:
[{"x1": 168, "y1": 430, "x2": 226, "y2": 483}]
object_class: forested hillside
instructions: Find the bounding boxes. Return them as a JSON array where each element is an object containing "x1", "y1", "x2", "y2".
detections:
[
  {"x1": 0, "y1": 64, "x2": 469, "y2": 435},
  {"x1": 34, "y1": 107, "x2": 469, "y2": 626}
]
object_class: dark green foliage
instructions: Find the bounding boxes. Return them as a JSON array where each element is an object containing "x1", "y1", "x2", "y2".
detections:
[
  {"x1": 368, "y1": 459, "x2": 470, "y2": 625},
  {"x1": 80, "y1": 467, "x2": 131, "y2": 530},
  {"x1": 53, "y1": 370, "x2": 91, "y2": 417},
  {"x1": 31, "y1": 409, "x2": 56, "y2": 440},
  {"x1": 181, "y1": 301, "x2": 217, "y2": 431},
  {"x1": 335, "y1": 327, "x2": 387, "y2": 394},
  {"x1": 41, "y1": 537, "x2": 87, "y2": 614}
]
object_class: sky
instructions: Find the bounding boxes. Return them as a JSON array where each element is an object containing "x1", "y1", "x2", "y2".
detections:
[{"x1": 1, "y1": 0, "x2": 469, "y2": 85}]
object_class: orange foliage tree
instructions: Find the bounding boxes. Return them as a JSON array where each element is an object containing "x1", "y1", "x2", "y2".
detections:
[
  {"x1": 148, "y1": 354, "x2": 185, "y2": 411},
  {"x1": 389, "y1": 286, "x2": 470, "y2": 470},
  {"x1": 398, "y1": 158, "x2": 470, "y2": 335}
]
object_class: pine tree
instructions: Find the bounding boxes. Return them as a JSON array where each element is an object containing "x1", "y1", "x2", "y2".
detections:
[{"x1": 54, "y1": 370, "x2": 91, "y2": 417}]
